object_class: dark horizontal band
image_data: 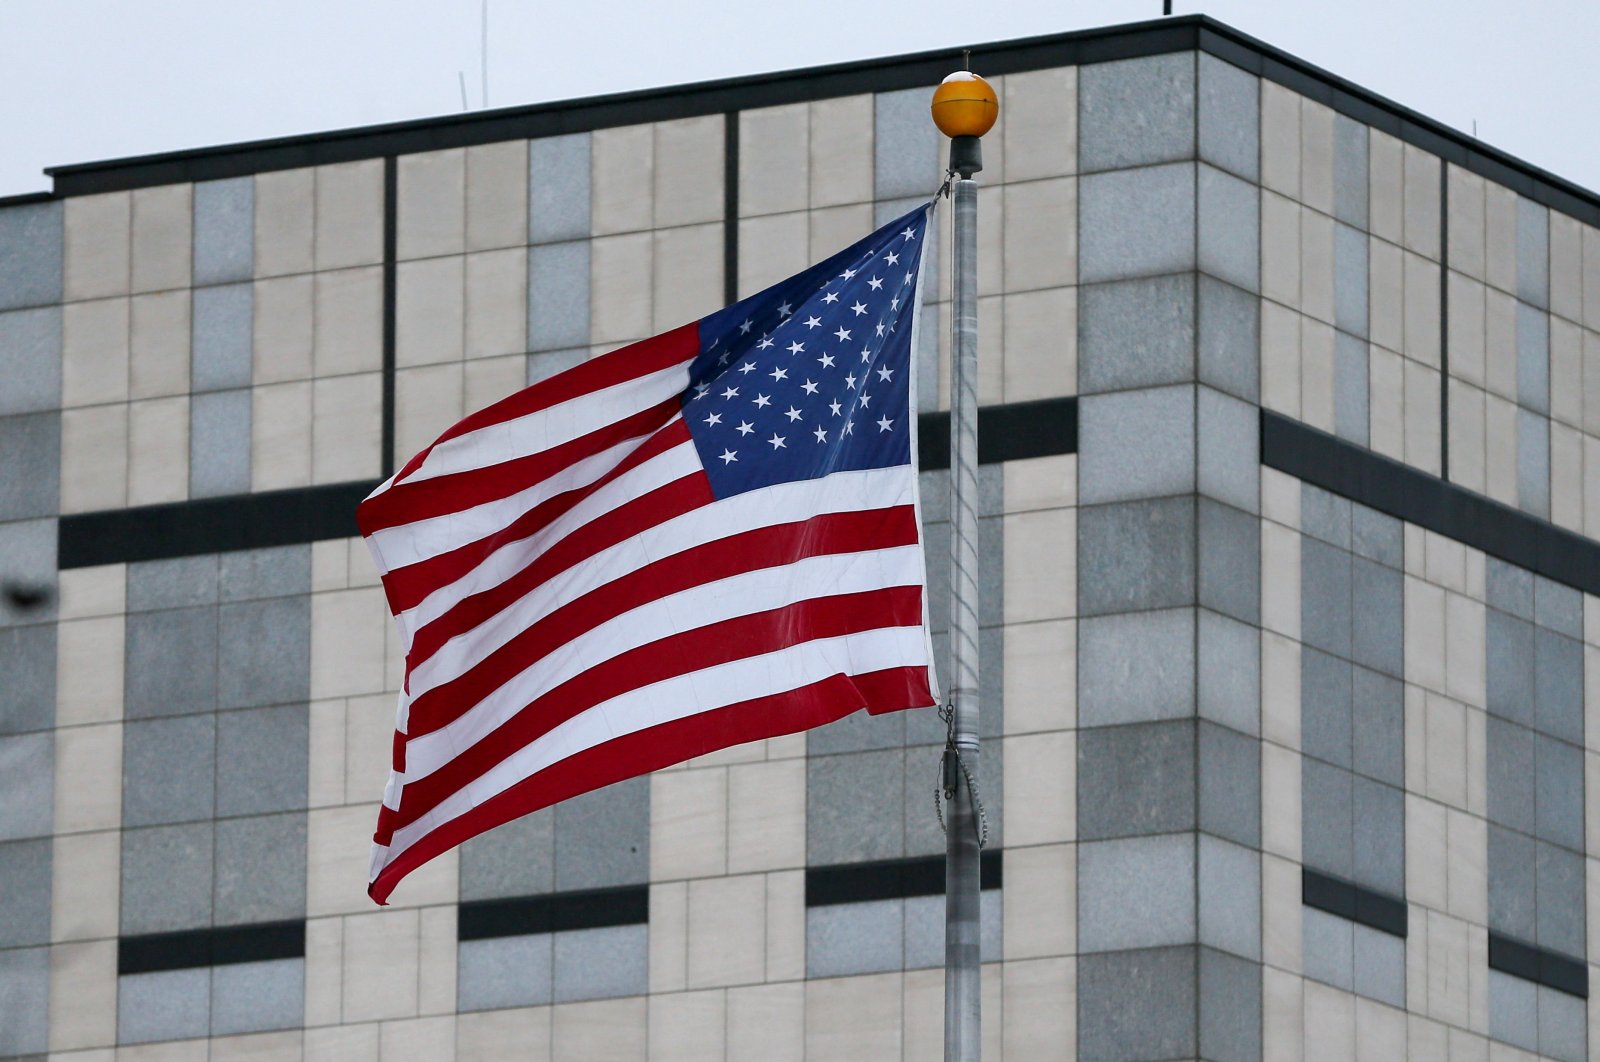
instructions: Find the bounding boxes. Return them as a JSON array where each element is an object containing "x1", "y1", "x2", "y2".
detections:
[
  {"x1": 1488, "y1": 932, "x2": 1589, "y2": 999},
  {"x1": 1302, "y1": 868, "x2": 1407, "y2": 938},
  {"x1": 1262, "y1": 412, "x2": 1600, "y2": 597},
  {"x1": 458, "y1": 884, "x2": 649, "y2": 941},
  {"x1": 806, "y1": 851, "x2": 1003, "y2": 907},
  {"x1": 118, "y1": 919, "x2": 306, "y2": 975},
  {"x1": 918, "y1": 396, "x2": 1078, "y2": 471},
  {"x1": 53, "y1": 397, "x2": 1073, "y2": 569},
  {"x1": 40, "y1": 17, "x2": 1598, "y2": 227},
  {"x1": 57, "y1": 479, "x2": 380, "y2": 569}
]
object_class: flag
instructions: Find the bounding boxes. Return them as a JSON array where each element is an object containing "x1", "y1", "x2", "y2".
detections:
[{"x1": 359, "y1": 203, "x2": 939, "y2": 902}]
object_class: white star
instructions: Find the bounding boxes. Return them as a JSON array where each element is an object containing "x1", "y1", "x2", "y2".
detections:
[
  {"x1": 860, "y1": 392, "x2": 872, "y2": 408},
  {"x1": 822, "y1": 292, "x2": 839, "y2": 304},
  {"x1": 768, "y1": 433, "x2": 787, "y2": 450},
  {"x1": 834, "y1": 326, "x2": 851, "y2": 342},
  {"x1": 757, "y1": 335, "x2": 774, "y2": 350},
  {"x1": 804, "y1": 315, "x2": 822, "y2": 330},
  {"x1": 901, "y1": 227, "x2": 916, "y2": 241},
  {"x1": 753, "y1": 393, "x2": 771, "y2": 408},
  {"x1": 877, "y1": 416, "x2": 894, "y2": 432},
  {"x1": 851, "y1": 301, "x2": 868, "y2": 316},
  {"x1": 721, "y1": 386, "x2": 740, "y2": 399},
  {"x1": 769, "y1": 366, "x2": 788, "y2": 382},
  {"x1": 843, "y1": 419, "x2": 854, "y2": 435},
  {"x1": 801, "y1": 379, "x2": 819, "y2": 395},
  {"x1": 868, "y1": 276, "x2": 884, "y2": 291},
  {"x1": 875, "y1": 323, "x2": 885, "y2": 337},
  {"x1": 692, "y1": 382, "x2": 710, "y2": 399},
  {"x1": 904, "y1": 272, "x2": 914, "y2": 286},
  {"x1": 886, "y1": 251, "x2": 900, "y2": 266},
  {"x1": 813, "y1": 426, "x2": 828, "y2": 443},
  {"x1": 777, "y1": 301, "x2": 793, "y2": 317},
  {"x1": 736, "y1": 421, "x2": 754, "y2": 436},
  {"x1": 841, "y1": 267, "x2": 857, "y2": 280},
  {"x1": 890, "y1": 296, "x2": 900, "y2": 311},
  {"x1": 739, "y1": 319, "x2": 753, "y2": 334},
  {"x1": 717, "y1": 351, "x2": 732, "y2": 365},
  {"x1": 787, "y1": 341, "x2": 805, "y2": 355},
  {"x1": 845, "y1": 372, "x2": 858, "y2": 389},
  {"x1": 828, "y1": 399, "x2": 842, "y2": 417},
  {"x1": 720, "y1": 449, "x2": 738, "y2": 464},
  {"x1": 818, "y1": 353, "x2": 835, "y2": 368},
  {"x1": 876, "y1": 366, "x2": 894, "y2": 382},
  {"x1": 739, "y1": 361, "x2": 756, "y2": 374},
  {"x1": 705, "y1": 412, "x2": 722, "y2": 426},
  {"x1": 784, "y1": 406, "x2": 803, "y2": 423}
]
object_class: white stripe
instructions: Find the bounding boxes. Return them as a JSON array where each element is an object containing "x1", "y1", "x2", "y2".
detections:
[
  {"x1": 401, "y1": 463, "x2": 915, "y2": 653},
  {"x1": 366, "y1": 432, "x2": 654, "y2": 576},
  {"x1": 403, "y1": 542, "x2": 925, "y2": 780},
  {"x1": 395, "y1": 440, "x2": 702, "y2": 648},
  {"x1": 384, "y1": 625, "x2": 930, "y2": 861},
  {"x1": 398, "y1": 363, "x2": 691, "y2": 486}
]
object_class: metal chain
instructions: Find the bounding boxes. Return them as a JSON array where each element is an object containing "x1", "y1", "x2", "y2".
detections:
[{"x1": 932, "y1": 701, "x2": 989, "y2": 847}]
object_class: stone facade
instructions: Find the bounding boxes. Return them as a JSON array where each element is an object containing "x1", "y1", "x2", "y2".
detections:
[{"x1": 2, "y1": 15, "x2": 1599, "y2": 1060}]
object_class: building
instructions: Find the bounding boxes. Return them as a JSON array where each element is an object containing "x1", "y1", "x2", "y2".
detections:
[{"x1": 2, "y1": 12, "x2": 1599, "y2": 1059}]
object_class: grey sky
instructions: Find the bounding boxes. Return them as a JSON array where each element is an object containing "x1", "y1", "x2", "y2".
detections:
[{"x1": 2, "y1": 1, "x2": 1595, "y2": 199}]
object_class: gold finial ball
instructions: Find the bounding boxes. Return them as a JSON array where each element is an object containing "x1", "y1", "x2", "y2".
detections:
[{"x1": 931, "y1": 71, "x2": 998, "y2": 139}]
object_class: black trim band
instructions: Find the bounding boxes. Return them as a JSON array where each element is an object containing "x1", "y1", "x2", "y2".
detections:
[
  {"x1": 458, "y1": 884, "x2": 649, "y2": 941},
  {"x1": 723, "y1": 112, "x2": 739, "y2": 307},
  {"x1": 806, "y1": 851, "x2": 1003, "y2": 907},
  {"x1": 1302, "y1": 868, "x2": 1407, "y2": 938},
  {"x1": 118, "y1": 920, "x2": 306, "y2": 975},
  {"x1": 918, "y1": 396, "x2": 1078, "y2": 471},
  {"x1": 1262, "y1": 411, "x2": 1600, "y2": 595},
  {"x1": 54, "y1": 396, "x2": 1075, "y2": 568},
  {"x1": 57, "y1": 479, "x2": 380, "y2": 569},
  {"x1": 381, "y1": 156, "x2": 398, "y2": 479},
  {"x1": 1488, "y1": 932, "x2": 1589, "y2": 999},
  {"x1": 40, "y1": 18, "x2": 1600, "y2": 227}
]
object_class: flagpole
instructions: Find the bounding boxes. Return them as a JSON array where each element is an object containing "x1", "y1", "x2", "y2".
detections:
[{"x1": 932, "y1": 68, "x2": 997, "y2": 1062}]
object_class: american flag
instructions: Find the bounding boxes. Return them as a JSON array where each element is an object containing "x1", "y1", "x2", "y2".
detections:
[{"x1": 359, "y1": 204, "x2": 938, "y2": 902}]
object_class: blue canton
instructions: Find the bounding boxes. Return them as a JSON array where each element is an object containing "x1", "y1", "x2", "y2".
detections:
[{"x1": 683, "y1": 204, "x2": 930, "y2": 499}]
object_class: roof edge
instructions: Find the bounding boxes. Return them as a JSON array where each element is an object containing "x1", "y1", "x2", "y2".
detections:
[{"x1": 33, "y1": 14, "x2": 1600, "y2": 224}]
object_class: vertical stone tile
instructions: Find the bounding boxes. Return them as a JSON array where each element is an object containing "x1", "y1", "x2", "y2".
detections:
[
  {"x1": 314, "y1": 159, "x2": 385, "y2": 271},
  {"x1": 530, "y1": 133, "x2": 592, "y2": 244},
  {"x1": 591, "y1": 125, "x2": 654, "y2": 237},
  {"x1": 397, "y1": 149, "x2": 467, "y2": 260},
  {"x1": 653, "y1": 115, "x2": 724, "y2": 229},
  {"x1": 130, "y1": 183, "x2": 192, "y2": 294},
  {"x1": 193, "y1": 177, "x2": 255, "y2": 285},
  {"x1": 0, "y1": 200, "x2": 63, "y2": 311},
  {"x1": 64, "y1": 192, "x2": 131, "y2": 301},
  {"x1": 465, "y1": 140, "x2": 528, "y2": 252},
  {"x1": 1198, "y1": 53, "x2": 1258, "y2": 182},
  {"x1": 0, "y1": 305, "x2": 62, "y2": 415},
  {"x1": 1078, "y1": 53, "x2": 1196, "y2": 173},
  {"x1": 254, "y1": 167, "x2": 315, "y2": 278},
  {"x1": 61, "y1": 296, "x2": 130, "y2": 408}
]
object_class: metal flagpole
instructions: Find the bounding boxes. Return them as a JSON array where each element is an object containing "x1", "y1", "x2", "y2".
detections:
[{"x1": 931, "y1": 67, "x2": 997, "y2": 1062}]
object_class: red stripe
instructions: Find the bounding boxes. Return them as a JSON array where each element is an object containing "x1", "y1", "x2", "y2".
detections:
[
  {"x1": 369, "y1": 664, "x2": 933, "y2": 903},
  {"x1": 404, "y1": 469, "x2": 715, "y2": 665},
  {"x1": 406, "y1": 504, "x2": 921, "y2": 737},
  {"x1": 379, "y1": 418, "x2": 694, "y2": 615},
  {"x1": 382, "y1": 586, "x2": 925, "y2": 840},
  {"x1": 387, "y1": 324, "x2": 699, "y2": 486},
  {"x1": 359, "y1": 400, "x2": 680, "y2": 537}
]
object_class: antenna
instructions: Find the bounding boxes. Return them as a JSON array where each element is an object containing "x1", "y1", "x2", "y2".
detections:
[
  {"x1": 458, "y1": 71, "x2": 469, "y2": 112},
  {"x1": 481, "y1": 0, "x2": 489, "y2": 108},
  {"x1": 1163, "y1": 1, "x2": 1173, "y2": 13},
  {"x1": 963, "y1": 49, "x2": 971, "y2": 72}
]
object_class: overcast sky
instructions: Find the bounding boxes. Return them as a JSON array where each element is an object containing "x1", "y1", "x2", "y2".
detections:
[{"x1": 2, "y1": 1, "x2": 1595, "y2": 199}]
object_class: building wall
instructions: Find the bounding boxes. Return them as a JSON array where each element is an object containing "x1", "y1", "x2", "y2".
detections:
[{"x1": 2, "y1": 21, "x2": 1599, "y2": 1060}]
